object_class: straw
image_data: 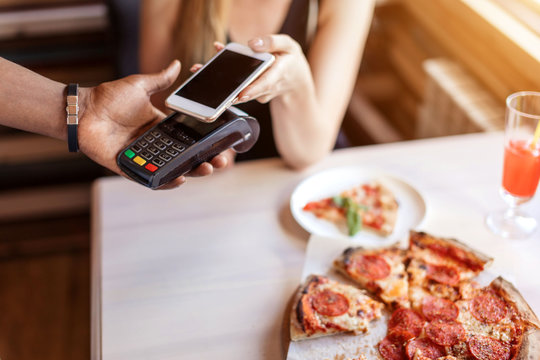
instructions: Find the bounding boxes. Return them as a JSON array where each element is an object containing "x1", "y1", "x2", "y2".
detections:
[{"x1": 532, "y1": 120, "x2": 540, "y2": 150}]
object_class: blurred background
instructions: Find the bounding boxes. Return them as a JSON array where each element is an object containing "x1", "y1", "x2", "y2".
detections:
[{"x1": 0, "y1": 0, "x2": 539, "y2": 359}]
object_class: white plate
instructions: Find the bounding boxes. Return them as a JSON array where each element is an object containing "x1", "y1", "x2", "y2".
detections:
[{"x1": 290, "y1": 166, "x2": 426, "y2": 246}]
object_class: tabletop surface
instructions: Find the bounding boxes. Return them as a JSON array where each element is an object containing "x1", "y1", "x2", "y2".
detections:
[{"x1": 91, "y1": 132, "x2": 540, "y2": 360}]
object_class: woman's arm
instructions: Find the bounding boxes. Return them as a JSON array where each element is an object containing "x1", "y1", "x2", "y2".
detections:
[
  {"x1": 139, "y1": 0, "x2": 180, "y2": 111},
  {"x1": 239, "y1": 0, "x2": 376, "y2": 168},
  {"x1": 139, "y1": 0, "x2": 179, "y2": 74}
]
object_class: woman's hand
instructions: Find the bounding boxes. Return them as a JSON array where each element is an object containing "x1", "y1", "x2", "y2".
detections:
[
  {"x1": 78, "y1": 60, "x2": 230, "y2": 189},
  {"x1": 240, "y1": 35, "x2": 312, "y2": 104},
  {"x1": 204, "y1": 38, "x2": 311, "y2": 105}
]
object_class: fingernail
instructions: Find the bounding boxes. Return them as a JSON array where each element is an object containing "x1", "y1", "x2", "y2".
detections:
[
  {"x1": 250, "y1": 37, "x2": 265, "y2": 49},
  {"x1": 238, "y1": 95, "x2": 250, "y2": 103}
]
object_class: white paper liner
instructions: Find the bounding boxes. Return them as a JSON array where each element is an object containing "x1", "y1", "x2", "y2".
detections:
[{"x1": 286, "y1": 235, "x2": 395, "y2": 360}]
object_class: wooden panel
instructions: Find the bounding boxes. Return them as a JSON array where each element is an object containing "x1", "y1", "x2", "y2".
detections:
[
  {"x1": 402, "y1": 0, "x2": 540, "y2": 102},
  {"x1": 0, "y1": 183, "x2": 90, "y2": 221},
  {"x1": 0, "y1": 253, "x2": 90, "y2": 360},
  {"x1": 0, "y1": 214, "x2": 90, "y2": 360}
]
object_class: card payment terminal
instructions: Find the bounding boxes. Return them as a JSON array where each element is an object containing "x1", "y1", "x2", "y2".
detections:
[{"x1": 117, "y1": 107, "x2": 259, "y2": 189}]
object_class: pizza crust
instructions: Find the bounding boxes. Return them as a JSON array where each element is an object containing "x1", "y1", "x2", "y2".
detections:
[{"x1": 490, "y1": 277, "x2": 540, "y2": 360}]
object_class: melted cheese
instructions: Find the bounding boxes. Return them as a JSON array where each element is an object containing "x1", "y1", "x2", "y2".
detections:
[{"x1": 455, "y1": 299, "x2": 516, "y2": 343}]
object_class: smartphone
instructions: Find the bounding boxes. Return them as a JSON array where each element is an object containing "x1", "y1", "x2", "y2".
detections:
[
  {"x1": 166, "y1": 42, "x2": 274, "y2": 122},
  {"x1": 117, "y1": 107, "x2": 259, "y2": 189}
]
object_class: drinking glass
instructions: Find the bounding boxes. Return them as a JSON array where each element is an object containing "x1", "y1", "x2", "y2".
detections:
[{"x1": 486, "y1": 91, "x2": 540, "y2": 238}]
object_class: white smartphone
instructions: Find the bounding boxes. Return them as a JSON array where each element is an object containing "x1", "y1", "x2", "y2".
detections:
[{"x1": 166, "y1": 42, "x2": 275, "y2": 122}]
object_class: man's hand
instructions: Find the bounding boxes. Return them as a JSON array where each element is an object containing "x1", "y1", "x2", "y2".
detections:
[{"x1": 77, "y1": 61, "x2": 230, "y2": 189}]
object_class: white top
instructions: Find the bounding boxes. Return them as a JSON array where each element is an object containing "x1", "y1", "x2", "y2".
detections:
[{"x1": 91, "y1": 132, "x2": 540, "y2": 360}]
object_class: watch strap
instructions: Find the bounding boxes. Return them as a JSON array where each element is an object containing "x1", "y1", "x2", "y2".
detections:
[{"x1": 66, "y1": 83, "x2": 79, "y2": 152}]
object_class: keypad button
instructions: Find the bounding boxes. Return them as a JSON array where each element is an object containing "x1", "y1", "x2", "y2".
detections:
[
  {"x1": 143, "y1": 135, "x2": 155, "y2": 143},
  {"x1": 124, "y1": 149, "x2": 135, "y2": 159},
  {"x1": 147, "y1": 146, "x2": 159, "y2": 155},
  {"x1": 161, "y1": 137, "x2": 173, "y2": 146},
  {"x1": 140, "y1": 151, "x2": 153, "y2": 160},
  {"x1": 152, "y1": 158, "x2": 165, "y2": 167},
  {"x1": 172, "y1": 143, "x2": 186, "y2": 152},
  {"x1": 131, "y1": 144, "x2": 142, "y2": 153},
  {"x1": 133, "y1": 156, "x2": 146, "y2": 166},
  {"x1": 150, "y1": 130, "x2": 161, "y2": 138},
  {"x1": 137, "y1": 140, "x2": 149, "y2": 148},
  {"x1": 155, "y1": 142, "x2": 166, "y2": 150},
  {"x1": 166, "y1": 149, "x2": 179, "y2": 157},
  {"x1": 159, "y1": 153, "x2": 172, "y2": 162},
  {"x1": 145, "y1": 163, "x2": 158, "y2": 172}
]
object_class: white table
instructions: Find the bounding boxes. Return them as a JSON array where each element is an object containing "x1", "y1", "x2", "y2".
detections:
[{"x1": 91, "y1": 132, "x2": 540, "y2": 360}]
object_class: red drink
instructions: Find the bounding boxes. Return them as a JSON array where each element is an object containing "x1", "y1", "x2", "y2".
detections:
[{"x1": 502, "y1": 140, "x2": 540, "y2": 197}]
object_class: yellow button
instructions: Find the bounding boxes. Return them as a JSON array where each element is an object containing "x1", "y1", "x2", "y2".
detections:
[{"x1": 133, "y1": 156, "x2": 146, "y2": 166}]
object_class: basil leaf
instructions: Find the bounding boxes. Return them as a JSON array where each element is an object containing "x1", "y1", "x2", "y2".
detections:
[
  {"x1": 342, "y1": 197, "x2": 361, "y2": 236},
  {"x1": 332, "y1": 196, "x2": 345, "y2": 207},
  {"x1": 346, "y1": 205, "x2": 361, "y2": 236}
]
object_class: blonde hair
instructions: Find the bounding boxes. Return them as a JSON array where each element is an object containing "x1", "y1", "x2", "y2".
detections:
[{"x1": 172, "y1": 0, "x2": 232, "y2": 82}]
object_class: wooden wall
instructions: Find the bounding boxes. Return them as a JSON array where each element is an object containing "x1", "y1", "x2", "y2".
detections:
[{"x1": 346, "y1": 0, "x2": 540, "y2": 143}]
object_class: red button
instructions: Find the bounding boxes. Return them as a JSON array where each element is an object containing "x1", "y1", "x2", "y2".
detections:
[{"x1": 145, "y1": 163, "x2": 158, "y2": 172}]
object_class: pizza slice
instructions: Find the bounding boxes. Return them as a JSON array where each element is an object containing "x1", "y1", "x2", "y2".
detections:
[
  {"x1": 334, "y1": 246, "x2": 410, "y2": 309},
  {"x1": 290, "y1": 274, "x2": 384, "y2": 341},
  {"x1": 451, "y1": 277, "x2": 540, "y2": 360},
  {"x1": 302, "y1": 181, "x2": 399, "y2": 237},
  {"x1": 406, "y1": 231, "x2": 493, "y2": 310}
]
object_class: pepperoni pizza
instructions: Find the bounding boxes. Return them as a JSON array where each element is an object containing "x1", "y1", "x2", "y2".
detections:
[
  {"x1": 302, "y1": 181, "x2": 399, "y2": 237},
  {"x1": 288, "y1": 230, "x2": 539, "y2": 360}
]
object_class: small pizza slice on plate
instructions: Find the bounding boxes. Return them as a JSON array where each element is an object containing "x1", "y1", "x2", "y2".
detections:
[
  {"x1": 290, "y1": 274, "x2": 384, "y2": 341},
  {"x1": 302, "y1": 181, "x2": 399, "y2": 237},
  {"x1": 334, "y1": 246, "x2": 410, "y2": 309}
]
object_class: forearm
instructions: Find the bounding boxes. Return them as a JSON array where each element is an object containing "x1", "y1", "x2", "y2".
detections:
[
  {"x1": 271, "y1": 0, "x2": 374, "y2": 169},
  {"x1": 270, "y1": 77, "x2": 339, "y2": 169},
  {"x1": 0, "y1": 58, "x2": 75, "y2": 140}
]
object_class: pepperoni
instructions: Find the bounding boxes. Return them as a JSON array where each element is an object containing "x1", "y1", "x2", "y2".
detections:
[
  {"x1": 363, "y1": 213, "x2": 385, "y2": 230},
  {"x1": 425, "y1": 320, "x2": 465, "y2": 346},
  {"x1": 468, "y1": 335, "x2": 511, "y2": 360},
  {"x1": 311, "y1": 289, "x2": 349, "y2": 317},
  {"x1": 426, "y1": 263, "x2": 460, "y2": 286},
  {"x1": 387, "y1": 329, "x2": 418, "y2": 343},
  {"x1": 405, "y1": 338, "x2": 445, "y2": 360},
  {"x1": 421, "y1": 295, "x2": 459, "y2": 321},
  {"x1": 303, "y1": 198, "x2": 333, "y2": 211},
  {"x1": 351, "y1": 254, "x2": 391, "y2": 280},
  {"x1": 362, "y1": 184, "x2": 379, "y2": 197},
  {"x1": 388, "y1": 308, "x2": 425, "y2": 338},
  {"x1": 470, "y1": 291, "x2": 508, "y2": 323},
  {"x1": 379, "y1": 335, "x2": 406, "y2": 360}
]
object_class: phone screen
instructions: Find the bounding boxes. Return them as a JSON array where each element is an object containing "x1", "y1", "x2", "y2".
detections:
[{"x1": 174, "y1": 50, "x2": 264, "y2": 108}]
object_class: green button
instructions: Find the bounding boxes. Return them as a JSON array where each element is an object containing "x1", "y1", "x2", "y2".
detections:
[{"x1": 124, "y1": 149, "x2": 135, "y2": 159}]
